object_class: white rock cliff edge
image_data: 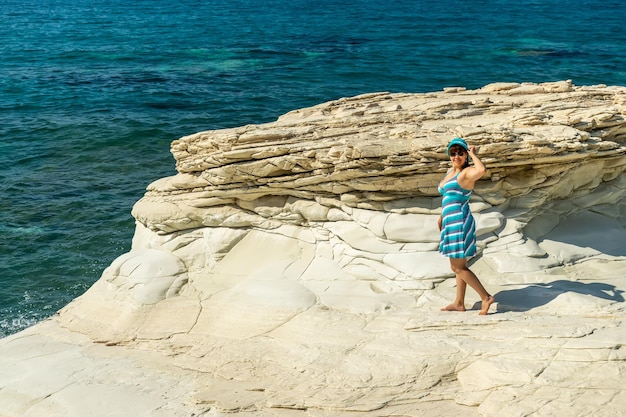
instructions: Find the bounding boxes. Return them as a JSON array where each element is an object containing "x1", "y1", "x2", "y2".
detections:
[{"x1": 1, "y1": 81, "x2": 625, "y2": 417}]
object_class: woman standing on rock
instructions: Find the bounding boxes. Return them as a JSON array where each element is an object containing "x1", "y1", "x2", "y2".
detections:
[{"x1": 437, "y1": 137, "x2": 495, "y2": 315}]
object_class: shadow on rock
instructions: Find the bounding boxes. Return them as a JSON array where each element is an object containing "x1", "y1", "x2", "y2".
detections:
[{"x1": 490, "y1": 280, "x2": 625, "y2": 312}]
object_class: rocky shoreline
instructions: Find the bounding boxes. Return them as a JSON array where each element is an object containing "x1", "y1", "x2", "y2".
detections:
[{"x1": 1, "y1": 81, "x2": 624, "y2": 417}]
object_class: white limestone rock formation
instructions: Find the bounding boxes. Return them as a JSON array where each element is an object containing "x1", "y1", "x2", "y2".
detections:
[{"x1": 0, "y1": 81, "x2": 625, "y2": 417}]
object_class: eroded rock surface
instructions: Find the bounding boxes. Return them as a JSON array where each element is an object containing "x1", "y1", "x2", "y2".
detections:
[{"x1": 1, "y1": 81, "x2": 625, "y2": 417}]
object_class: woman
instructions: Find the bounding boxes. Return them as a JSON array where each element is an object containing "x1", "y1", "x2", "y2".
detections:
[{"x1": 438, "y1": 137, "x2": 495, "y2": 315}]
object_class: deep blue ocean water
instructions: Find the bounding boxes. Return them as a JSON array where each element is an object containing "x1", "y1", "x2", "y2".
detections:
[{"x1": 1, "y1": 0, "x2": 625, "y2": 336}]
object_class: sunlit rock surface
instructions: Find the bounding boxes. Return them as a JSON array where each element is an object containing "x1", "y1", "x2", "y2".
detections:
[{"x1": 1, "y1": 81, "x2": 625, "y2": 417}]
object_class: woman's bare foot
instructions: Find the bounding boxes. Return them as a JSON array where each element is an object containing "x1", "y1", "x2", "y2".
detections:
[
  {"x1": 479, "y1": 296, "x2": 495, "y2": 315},
  {"x1": 441, "y1": 303, "x2": 466, "y2": 312}
]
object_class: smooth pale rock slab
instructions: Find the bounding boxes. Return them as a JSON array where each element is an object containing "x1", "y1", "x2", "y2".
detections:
[
  {"x1": 107, "y1": 249, "x2": 188, "y2": 304},
  {"x1": 383, "y1": 250, "x2": 452, "y2": 279},
  {"x1": 457, "y1": 357, "x2": 547, "y2": 392},
  {"x1": 383, "y1": 212, "x2": 440, "y2": 242},
  {"x1": 192, "y1": 276, "x2": 316, "y2": 339},
  {"x1": 474, "y1": 210, "x2": 505, "y2": 237},
  {"x1": 209, "y1": 228, "x2": 316, "y2": 288},
  {"x1": 0, "y1": 322, "x2": 198, "y2": 417},
  {"x1": 539, "y1": 211, "x2": 626, "y2": 258},
  {"x1": 324, "y1": 220, "x2": 404, "y2": 253},
  {"x1": 193, "y1": 379, "x2": 265, "y2": 412}
]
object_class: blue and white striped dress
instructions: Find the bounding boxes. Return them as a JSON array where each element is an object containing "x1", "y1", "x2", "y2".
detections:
[{"x1": 438, "y1": 173, "x2": 477, "y2": 258}]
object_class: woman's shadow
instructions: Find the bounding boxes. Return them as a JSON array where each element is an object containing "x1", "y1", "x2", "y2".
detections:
[{"x1": 483, "y1": 280, "x2": 624, "y2": 312}]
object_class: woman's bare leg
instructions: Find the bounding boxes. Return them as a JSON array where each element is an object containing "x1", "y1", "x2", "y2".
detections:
[
  {"x1": 443, "y1": 258, "x2": 495, "y2": 315},
  {"x1": 441, "y1": 274, "x2": 467, "y2": 311}
]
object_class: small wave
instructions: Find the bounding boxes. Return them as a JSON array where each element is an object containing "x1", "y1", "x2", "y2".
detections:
[
  {"x1": 504, "y1": 47, "x2": 585, "y2": 58},
  {"x1": 0, "y1": 224, "x2": 45, "y2": 236},
  {"x1": 0, "y1": 314, "x2": 41, "y2": 338}
]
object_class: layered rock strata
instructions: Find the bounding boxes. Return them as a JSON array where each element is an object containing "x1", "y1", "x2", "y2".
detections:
[{"x1": 0, "y1": 81, "x2": 625, "y2": 417}]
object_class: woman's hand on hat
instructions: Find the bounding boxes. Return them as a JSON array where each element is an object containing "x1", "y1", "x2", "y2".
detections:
[{"x1": 468, "y1": 145, "x2": 477, "y2": 156}]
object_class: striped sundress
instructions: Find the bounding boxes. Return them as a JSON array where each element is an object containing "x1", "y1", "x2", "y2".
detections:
[{"x1": 438, "y1": 173, "x2": 477, "y2": 258}]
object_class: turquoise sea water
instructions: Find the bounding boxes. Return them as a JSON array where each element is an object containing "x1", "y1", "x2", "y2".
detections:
[{"x1": 1, "y1": 0, "x2": 625, "y2": 336}]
